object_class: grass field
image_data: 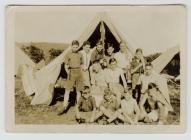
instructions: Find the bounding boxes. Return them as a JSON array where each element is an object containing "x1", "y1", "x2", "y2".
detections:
[{"x1": 15, "y1": 77, "x2": 180, "y2": 125}]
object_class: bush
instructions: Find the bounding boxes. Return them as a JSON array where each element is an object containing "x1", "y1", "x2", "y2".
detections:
[
  {"x1": 49, "y1": 48, "x2": 64, "y2": 61},
  {"x1": 22, "y1": 45, "x2": 44, "y2": 63}
]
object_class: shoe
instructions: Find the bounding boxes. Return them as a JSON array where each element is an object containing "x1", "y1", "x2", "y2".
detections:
[
  {"x1": 57, "y1": 107, "x2": 67, "y2": 116},
  {"x1": 114, "y1": 120, "x2": 119, "y2": 125}
]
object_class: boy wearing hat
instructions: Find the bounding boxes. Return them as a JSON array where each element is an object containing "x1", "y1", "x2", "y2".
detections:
[{"x1": 75, "y1": 86, "x2": 96, "y2": 123}]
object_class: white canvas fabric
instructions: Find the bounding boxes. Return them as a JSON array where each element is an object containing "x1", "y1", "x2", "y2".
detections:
[
  {"x1": 15, "y1": 47, "x2": 36, "y2": 76},
  {"x1": 21, "y1": 65, "x2": 36, "y2": 96}
]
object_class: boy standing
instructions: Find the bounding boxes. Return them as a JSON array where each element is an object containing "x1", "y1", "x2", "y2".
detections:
[
  {"x1": 104, "y1": 43, "x2": 115, "y2": 67},
  {"x1": 90, "y1": 41, "x2": 105, "y2": 64},
  {"x1": 58, "y1": 40, "x2": 84, "y2": 115},
  {"x1": 80, "y1": 41, "x2": 93, "y2": 86},
  {"x1": 130, "y1": 48, "x2": 145, "y2": 103},
  {"x1": 114, "y1": 42, "x2": 131, "y2": 82},
  {"x1": 75, "y1": 86, "x2": 96, "y2": 123}
]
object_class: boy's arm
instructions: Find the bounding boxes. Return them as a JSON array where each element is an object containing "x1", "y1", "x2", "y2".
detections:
[
  {"x1": 89, "y1": 97, "x2": 97, "y2": 122},
  {"x1": 134, "y1": 100, "x2": 141, "y2": 123},
  {"x1": 80, "y1": 53, "x2": 84, "y2": 66},
  {"x1": 120, "y1": 70, "x2": 128, "y2": 91},
  {"x1": 139, "y1": 93, "x2": 148, "y2": 116},
  {"x1": 90, "y1": 51, "x2": 96, "y2": 63},
  {"x1": 64, "y1": 52, "x2": 70, "y2": 73},
  {"x1": 75, "y1": 98, "x2": 82, "y2": 119}
]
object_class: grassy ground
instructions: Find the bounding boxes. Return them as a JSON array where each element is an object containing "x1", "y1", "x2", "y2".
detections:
[{"x1": 15, "y1": 77, "x2": 180, "y2": 125}]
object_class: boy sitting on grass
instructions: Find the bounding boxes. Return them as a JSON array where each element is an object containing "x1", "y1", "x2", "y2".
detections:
[
  {"x1": 75, "y1": 86, "x2": 96, "y2": 123},
  {"x1": 120, "y1": 91, "x2": 140, "y2": 124},
  {"x1": 94, "y1": 88, "x2": 124, "y2": 124}
]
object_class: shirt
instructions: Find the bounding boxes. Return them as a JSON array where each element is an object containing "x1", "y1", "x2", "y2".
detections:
[
  {"x1": 104, "y1": 54, "x2": 114, "y2": 67},
  {"x1": 80, "y1": 50, "x2": 93, "y2": 69},
  {"x1": 90, "y1": 49, "x2": 104, "y2": 63},
  {"x1": 139, "y1": 72, "x2": 173, "y2": 111},
  {"x1": 105, "y1": 68, "x2": 123, "y2": 83},
  {"x1": 130, "y1": 57, "x2": 144, "y2": 74},
  {"x1": 114, "y1": 52, "x2": 130, "y2": 69},
  {"x1": 64, "y1": 51, "x2": 83, "y2": 68},
  {"x1": 78, "y1": 96, "x2": 96, "y2": 112},
  {"x1": 121, "y1": 98, "x2": 139, "y2": 115},
  {"x1": 91, "y1": 69, "x2": 107, "y2": 87},
  {"x1": 100, "y1": 97, "x2": 119, "y2": 112}
]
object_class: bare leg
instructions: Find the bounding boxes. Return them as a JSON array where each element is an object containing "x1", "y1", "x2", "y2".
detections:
[
  {"x1": 63, "y1": 90, "x2": 70, "y2": 108},
  {"x1": 57, "y1": 89, "x2": 70, "y2": 115},
  {"x1": 76, "y1": 91, "x2": 81, "y2": 104},
  {"x1": 100, "y1": 107, "x2": 118, "y2": 123},
  {"x1": 94, "y1": 111, "x2": 104, "y2": 121},
  {"x1": 107, "y1": 111, "x2": 119, "y2": 123}
]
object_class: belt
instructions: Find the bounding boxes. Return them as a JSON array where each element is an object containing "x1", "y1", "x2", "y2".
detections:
[{"x1": 69, "y1": 67, "x2": 81, "y2": 69}]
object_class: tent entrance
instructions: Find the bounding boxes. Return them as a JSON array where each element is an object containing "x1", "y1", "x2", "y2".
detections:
[
  {"x1": 87, "y1": 21, "x2": 120, "y2": 53},
  {"x1": 161, "y1": 53, "x2": 180, "y2": 76}
]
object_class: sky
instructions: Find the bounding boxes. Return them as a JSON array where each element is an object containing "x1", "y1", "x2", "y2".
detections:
[{"x1": 14, "y1": 5, "x2": 185, "y2": 55}]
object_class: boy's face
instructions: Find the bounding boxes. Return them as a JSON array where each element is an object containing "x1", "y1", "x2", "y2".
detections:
[
  {"x1": 148, "y1": 87, "x2": 157, "y2": 96},
  {"x1": 145, "y1": 65, "x2": 152, "y2": 76},
  {"x1": 120, "y1": 44, "x2": 126, "y2": 53},
  {"x1": 82, "y1": 90, "x2": 90, "y2": 99},
  {"x1": 83, "y1": 44, "x2": 91, "y2": 53},
  {"x1": 96, "y1": 44, "x2": 103, "y2": 52},
  {"x1": 71, "y1": 44, "x2": 79, "y2": 52},
  {"x1": 104, "y1": 94, "x2": 112, "y2": 101},
  {"x1": 99, "y1": 59, "x2": 107, "y2": 67},
  {"x1": 124, "y1": 93, "x2": 131, "y2": 100},
  {"x1": 135, "y1": 51, "x2": 142, "y2": 59},
  {"x1": 110, "y1": 61, "x2": 117, "y2": 70},
  {"x1": 107, "y1": 47, "x2": 114, "y2": 56}
]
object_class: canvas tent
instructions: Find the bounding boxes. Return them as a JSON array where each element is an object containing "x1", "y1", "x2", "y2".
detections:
[
  {"x1": 152, "y1": 46, "x2": 180, "y2": 76},
  {"x1": 15, "y1": 47, "x2": 36, "y2": 76},
  {"x1": 28, "y1": 12, "x2": 134, "y2": 105}
]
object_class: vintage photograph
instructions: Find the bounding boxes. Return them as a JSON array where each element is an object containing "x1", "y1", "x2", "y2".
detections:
[{"x1": 6, "y1": 5, "x2": 186, "y2": 133}]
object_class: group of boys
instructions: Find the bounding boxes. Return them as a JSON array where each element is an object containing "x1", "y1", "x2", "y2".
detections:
[{"x1": 57, "y1": 40, "x2": 173, "y2": 125}]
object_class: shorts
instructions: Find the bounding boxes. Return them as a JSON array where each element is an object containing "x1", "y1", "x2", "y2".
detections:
[
  {"x1": 65, "y1": 69, "x2": 84, "y2": 91},
  {"x1": 131, "y1": 73, "x2": 141, "y2": 89},
  {"x1": 147, "y1": 110, "x2": 159, "y2": 122}
]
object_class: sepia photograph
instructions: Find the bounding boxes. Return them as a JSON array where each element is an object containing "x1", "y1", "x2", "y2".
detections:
[{"x1": 6, "y1": 5, "x2": 186, "y2": 133}]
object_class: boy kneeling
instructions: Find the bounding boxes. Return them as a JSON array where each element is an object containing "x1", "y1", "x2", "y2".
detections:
[
  {"x1": 139, "y1": 83, "x2": 172, "y2": 124},
  {"x1": 75, "y1": 86, "x2": 96, "y2": 123}
]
